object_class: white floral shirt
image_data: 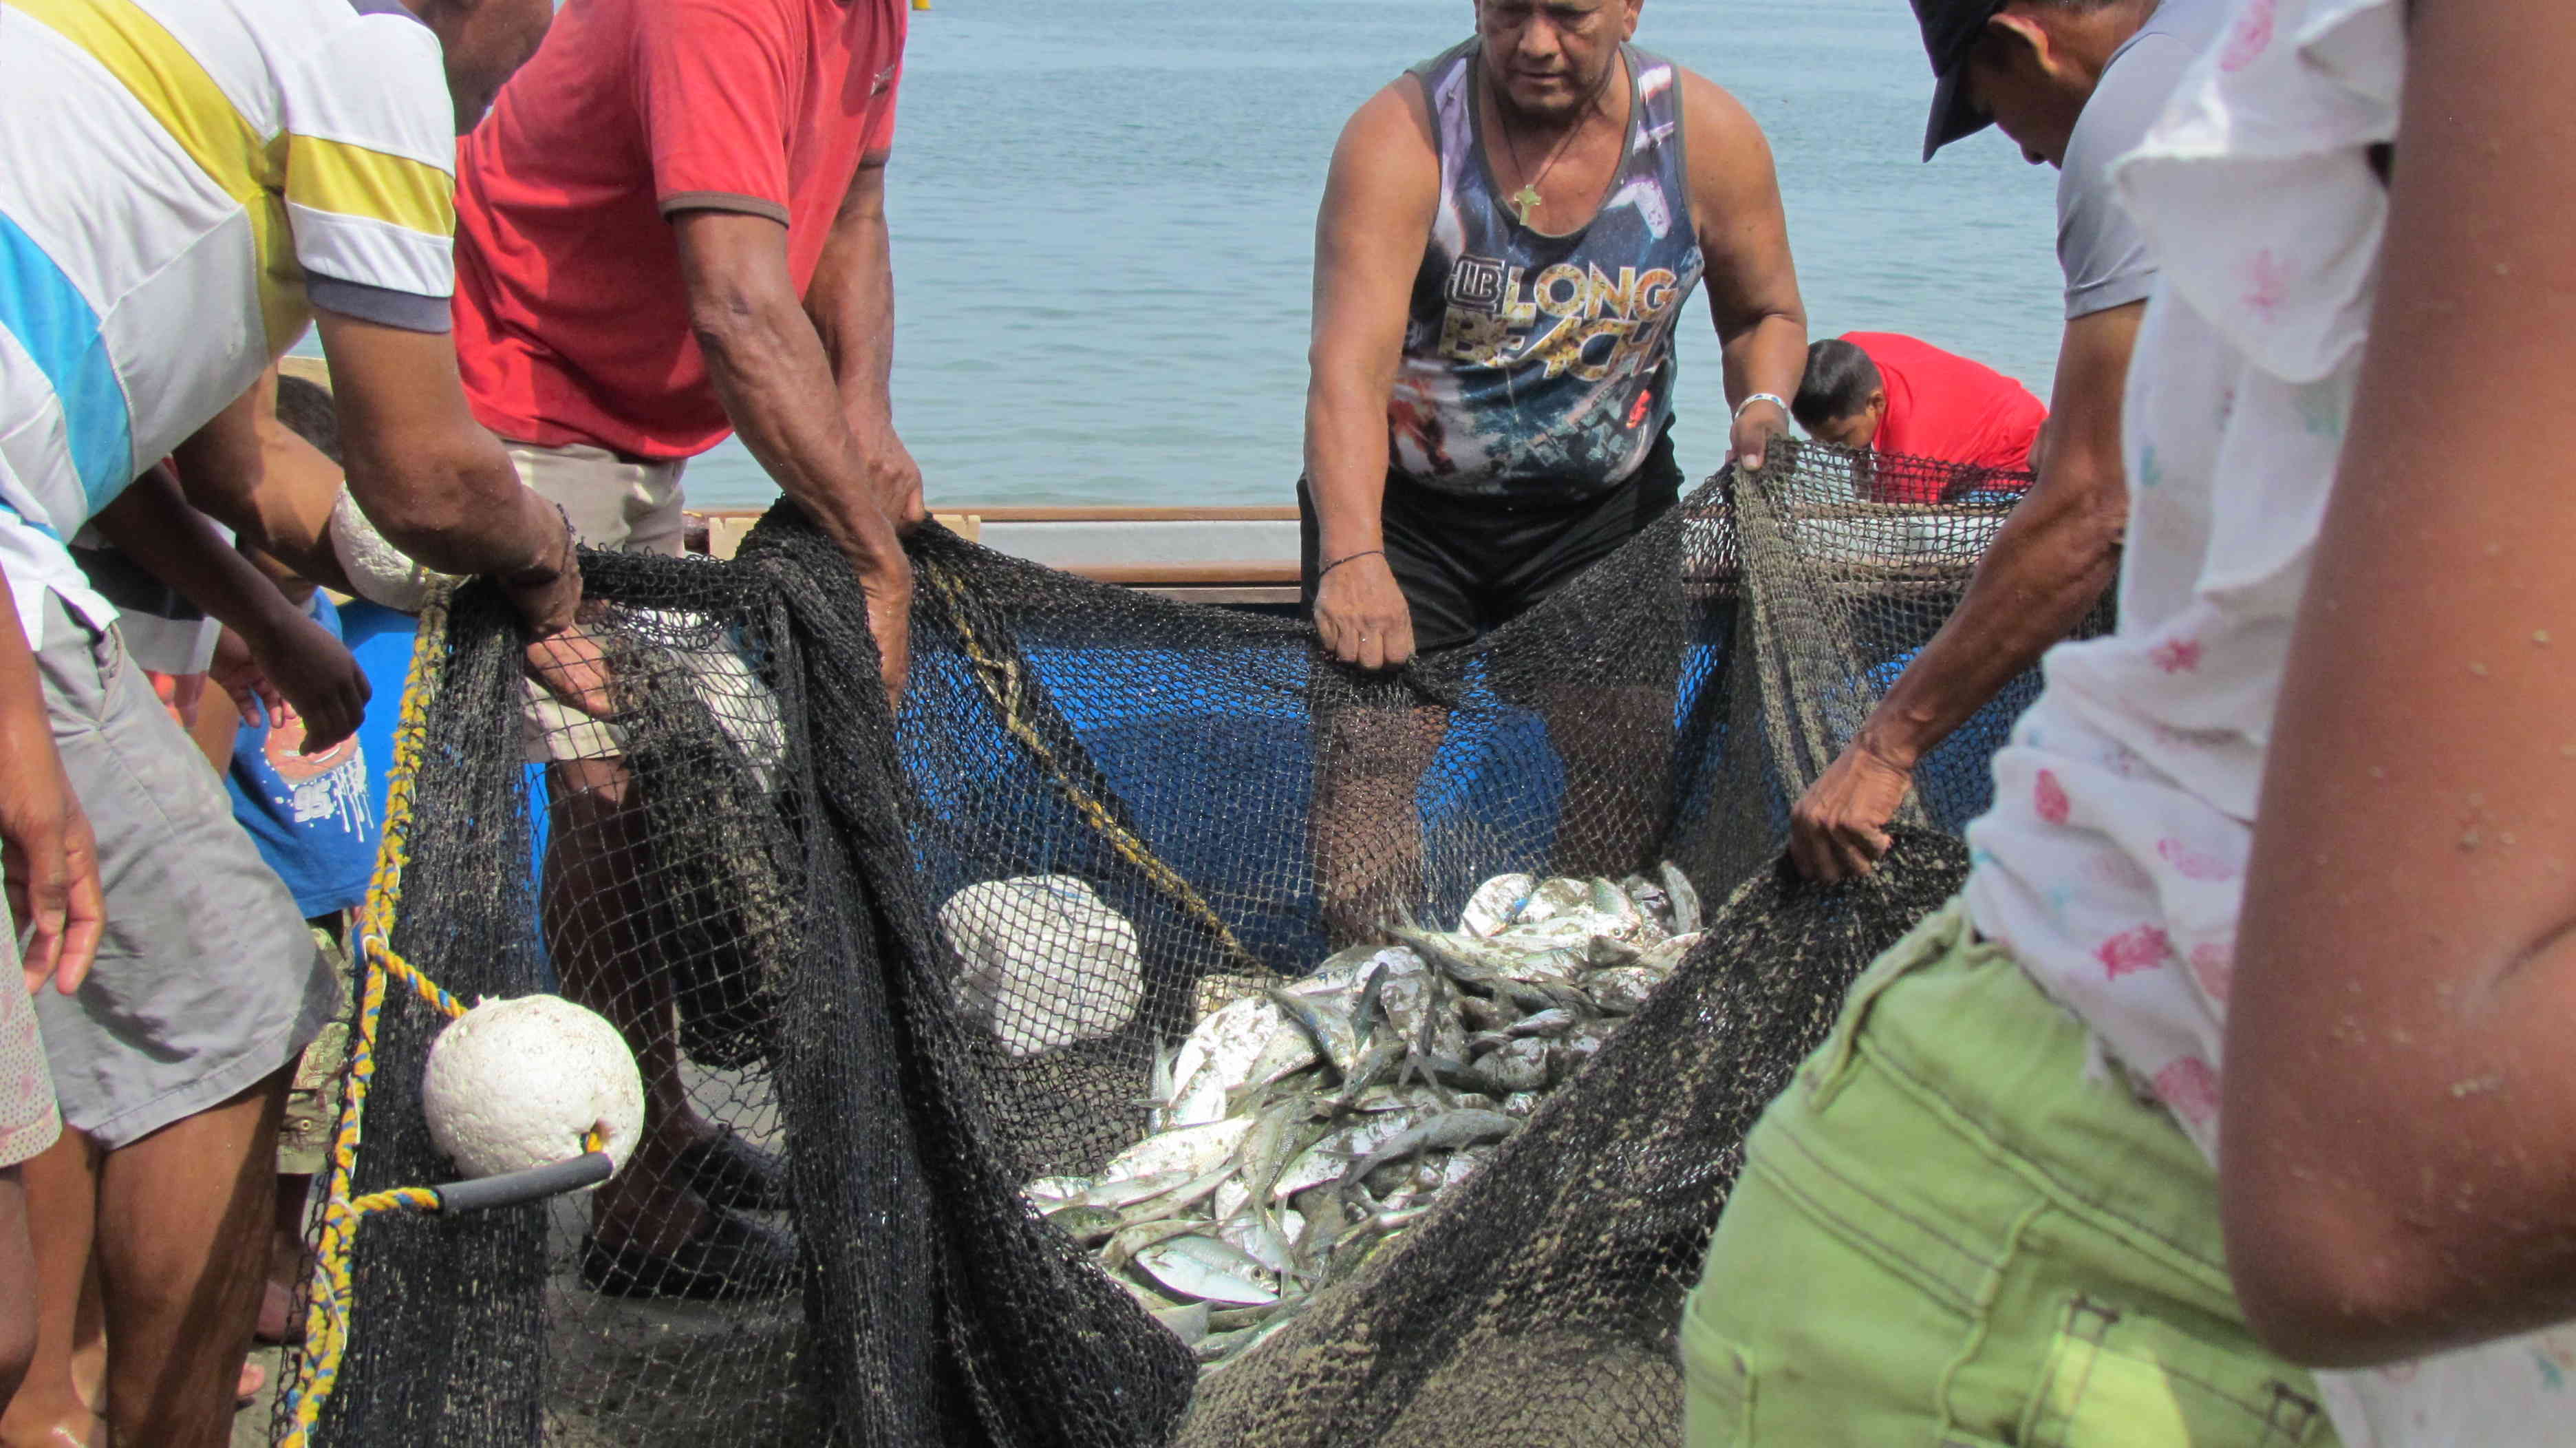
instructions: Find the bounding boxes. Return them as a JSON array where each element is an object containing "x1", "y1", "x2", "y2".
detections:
[{"x1": 1959, "y1": 0, "x2": 2576, "y2": 1439}]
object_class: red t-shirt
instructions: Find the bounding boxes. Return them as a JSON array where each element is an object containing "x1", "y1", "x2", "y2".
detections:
[
  {"x1": 1847, "y1": 332, "x2": 2048, "y2": 501},
  {"x1": 451, "y1": 0, "x2": 907, "y2": 459}
]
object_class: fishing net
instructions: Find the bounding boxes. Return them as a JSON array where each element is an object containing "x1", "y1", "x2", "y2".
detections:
[{"x1": 279, "y1": 440, "x2": 2095, "y2": 1446}]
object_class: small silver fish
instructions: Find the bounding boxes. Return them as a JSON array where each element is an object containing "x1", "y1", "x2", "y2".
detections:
[
  {"x1": 1265, "y1": 986, "x2": 1364, "y2": 1081},
  {"x1": 1474, "y1": 1038, "x2": 1551, "y2": 1093},
  {"x1": 1338, "y1": 1109, "x2": 1517, "y2": 1189},
  {"x1": 1152, "y1": 1301, "x2": 1212, "y2": 1347},
  {"x1": 1099, "y1": 1116, "x2": 1254, "y2": 1184},
  {"x1": 1660, "y1": 862, "x2": 1702, "y2": 936},
  {"x1": 1459, "y1": 873, "x2": 1534, "y2": 939},
  {"x1": 1135, "y1": 1235, "x2": 1278, "y2": 1306},
  {"x1": 1024, "y1": 1175, "x2": 1091, "y2": 1206},
  {"x1": 1583, "y1": 965, "x2": 1666, "y2": 1015}
]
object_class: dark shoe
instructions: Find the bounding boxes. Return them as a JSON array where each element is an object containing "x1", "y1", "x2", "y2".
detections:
[
  {"x1": 580, "y1": 1210, "x2": 798, "y2": 1301},
  {"x1": 674, "y1": 1126, "x2": 791, "y2": 1213}
]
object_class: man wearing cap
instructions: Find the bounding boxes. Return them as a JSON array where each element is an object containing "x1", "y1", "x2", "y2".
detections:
[
  {"x1": 1786, "y1": 0, "x2": 2224, "y2": 882},
  {"x1": 1302, "y1": 0, "x2": 1806, "y2": 940}
]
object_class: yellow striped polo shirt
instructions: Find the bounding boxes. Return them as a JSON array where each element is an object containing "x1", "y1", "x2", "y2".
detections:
[{"x1": 0, "y1": 0, "x2": 455, "y2": 645}]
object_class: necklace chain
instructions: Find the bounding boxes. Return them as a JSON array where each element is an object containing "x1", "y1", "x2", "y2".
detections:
[{"x1": 1493, "y1": 61, "x2": 1618, "y2": 228}]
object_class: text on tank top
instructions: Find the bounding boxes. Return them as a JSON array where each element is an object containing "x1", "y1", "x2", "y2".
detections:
[{"x1": 1392, "y1": 39, "x2": 1706, "y2": 500}]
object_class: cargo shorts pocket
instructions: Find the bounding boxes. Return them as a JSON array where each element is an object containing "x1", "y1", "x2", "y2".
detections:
[
  {"x1": 1678, "y1": 1314, "x2": 1753, "y2": 1446},
  {"x1": 2019, "y1": 1295, "x2": 2328, "y2": 1447}
]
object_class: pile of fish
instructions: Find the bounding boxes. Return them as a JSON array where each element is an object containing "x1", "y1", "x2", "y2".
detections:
[{"x1": 1022, "y1": 866, "x2": 1704, "y2": 1370}]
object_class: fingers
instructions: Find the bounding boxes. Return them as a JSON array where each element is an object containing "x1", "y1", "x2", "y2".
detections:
[
  {"x1": 51, "y1": 808, "x2": 100, "y2": 996},
  {"x1": 11, "y1": 824, "x2": 67, "y2": 996},
  {"x1": 524, "y1": 630, "x2": 616, "y2": 720},
  {"x1": 299, "y1": 668, "x2": 370, "y2": 754},
  {"x1": 1314, "y1": 562, "x2": 1415, "y2": 672}
]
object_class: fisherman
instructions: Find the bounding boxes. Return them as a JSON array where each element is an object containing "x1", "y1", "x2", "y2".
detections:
[
  {"x1": 448, "y1": 0, "x2": 921, "y2": 1298},
  {"x1": 1785, "y1": 0, "x2": 2224, "y2": 882},
  {"x1": 1302, "y1": 0, "x2": 1806, "y2": 941},
  {"x1": 1790, "y1": 332, "x2": 2048, "y2": 496},
  {"x1": 0, "y1": 0, "x2": 583, "y2": 1434}
]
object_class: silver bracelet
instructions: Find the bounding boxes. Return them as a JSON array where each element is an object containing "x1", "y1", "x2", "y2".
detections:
[{"x1": 1733, "y1": 392, "x2": 1791, "y2": 423}]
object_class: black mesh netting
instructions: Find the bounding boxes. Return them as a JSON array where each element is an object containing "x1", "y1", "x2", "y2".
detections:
[{"x1": 280, "y1": 441, "x2": 2100, "y2": 1446}]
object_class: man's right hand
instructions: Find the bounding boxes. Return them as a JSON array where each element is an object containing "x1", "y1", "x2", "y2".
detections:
[
  {"x1": 1, "y1": 752, "x2": 102, "y2": 998},
  {"x1": 1788, "y1": 738, "x2": 1913, "y2": 882},
  {"x1": 1314, "y1": 552, "x2": 1415, "y2": 671}
]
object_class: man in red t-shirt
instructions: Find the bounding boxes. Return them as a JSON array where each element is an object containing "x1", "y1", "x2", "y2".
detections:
[
  {"x1": 451, "y1": 0, "x2": 920, "y2": 1300},
  {"x1": 1790, "y1": 332, "x2": 2048, "y2": 501}
]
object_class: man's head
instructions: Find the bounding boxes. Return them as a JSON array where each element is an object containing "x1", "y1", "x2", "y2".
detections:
[
  {"x1": 406, "y1": 0, "x2": 553, "y2": 132},
  {"x1": 1913, "y1": 0, "x2": 2154, "y2": 167},
  {"x1": 1474, "y1": 0, "x2": 1642, "y2": 125},
  {"x1": 1792, "y1": 339, "x2": 1887, "y2": 450}
]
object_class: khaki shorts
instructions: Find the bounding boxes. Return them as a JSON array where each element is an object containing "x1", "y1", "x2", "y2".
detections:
[
  {"x1": 512, "y1": 441, "x2": 687, "y2": 763},
  {"x1": 30, "y1": 595, "x2": 336, "y2": 1149}
]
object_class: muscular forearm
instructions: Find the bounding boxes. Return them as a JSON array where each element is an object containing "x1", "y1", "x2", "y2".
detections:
[
  {"x1": 1852, "y1": 456, "x2": 2123, "y2": 768},
  {"x1": 808, "y1": 210, "x2": 898, "y2": 436},
  {"x1": 696, "y1": 296, "x2": 905, "y2": 577},
  {"x1": 1303, "y1": 372, "x2": 1394, "y2": 560},
  {"x1": 1719, "y1": 311, "x2": 1807, "y2": 412}
]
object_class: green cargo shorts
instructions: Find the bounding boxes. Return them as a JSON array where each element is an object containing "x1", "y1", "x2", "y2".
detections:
[{"x1": 1682, "y1": 899, "x2": 2339, "y2": 1447}]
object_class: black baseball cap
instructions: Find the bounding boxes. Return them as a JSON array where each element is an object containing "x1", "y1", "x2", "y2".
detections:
[{"x1": 1913, "y1": 0, "x2": 2010, "y2": 160}]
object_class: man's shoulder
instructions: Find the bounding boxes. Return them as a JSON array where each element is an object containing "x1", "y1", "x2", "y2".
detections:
[{"x1": 2068, "y1": 0, "x2": 2225, "y2": 177}]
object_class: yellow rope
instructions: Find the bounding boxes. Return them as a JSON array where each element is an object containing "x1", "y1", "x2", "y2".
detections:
[
  {"x1": 922, "y1": 561, "x2": 1264, "y2": 972},
  {"x1": 277, "y1": 584, "x2": 455, "y2": 1445}
]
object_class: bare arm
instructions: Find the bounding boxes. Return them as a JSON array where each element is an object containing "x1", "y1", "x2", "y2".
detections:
[
  {"x1": 2226, "y1": 0, "x2": 2576, "y2": 1365},
  {"x1": 0, "y1": 571, "x2": 100, "y2": 995},
  {"x1": 1679, "y1": 72, "x2": 1806, "y2": 470},
  {"x1": 168, "y1": 369, "x2": 358, "y2": 598},
  {"x1": 1304, "y1": 81, "x2": 1439, "y2": 671},
  {"x1": 803, "y1": 153, "x2": 924, "y2": 530},
  {"x1": 89, "y1": 466, "x2": 369, "y2": 749},
  {"x1": 315, "y1": 310, "x2": 581, "y2": 636},
  {"x1": 675, "y1": 209, "x2": 911, "y2": 700},
  {"x1": 1788, "y1": 302, "x2": 2139, "y2": 880}
]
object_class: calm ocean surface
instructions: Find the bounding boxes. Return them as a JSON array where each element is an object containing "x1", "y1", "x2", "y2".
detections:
[{"x1": 654, "y1": 0, "x2": 2063, "y2": 508}]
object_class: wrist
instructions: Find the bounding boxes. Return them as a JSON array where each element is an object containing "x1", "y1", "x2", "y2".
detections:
[
  {"x1": 500, "y1": 509, "x2": 581, "y2": 635},
  {"x1": 1852, "y1": 721, "x2": 1922, "y2": 774},
  {"x1": 1733, "y1": 393, "x2": 1791, "y2": 426}
]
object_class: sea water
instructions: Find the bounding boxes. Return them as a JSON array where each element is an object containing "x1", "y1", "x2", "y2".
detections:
[{"x1": 664, "y1": 0, "x2": 2065, "y2": 507}]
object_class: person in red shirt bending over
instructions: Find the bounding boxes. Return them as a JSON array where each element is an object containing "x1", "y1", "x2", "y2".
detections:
[
  {"x1": 451, "y1": 0, "x2": 921, "y2": 1299},
  {"x1": 1790, "y1": 332, "x2": 2048, "y2": 500}
]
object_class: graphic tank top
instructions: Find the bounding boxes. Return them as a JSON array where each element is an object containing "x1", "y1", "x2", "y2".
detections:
[{"x1": 1391, "y1": 40, "x2": 1706, "y2": 501}]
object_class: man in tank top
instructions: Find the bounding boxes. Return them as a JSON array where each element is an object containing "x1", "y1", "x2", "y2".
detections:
[{"x1": 1300, "y1": 0, "x2": 1807, "y2": 941}]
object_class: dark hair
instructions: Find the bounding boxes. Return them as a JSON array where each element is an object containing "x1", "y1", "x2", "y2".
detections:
[
  {"x1": 274, "y1": 374, "x2": 342, "y2": 465},
  {"x1": 1791, "y1": 339, "x2": 1881, "y2": 429}
]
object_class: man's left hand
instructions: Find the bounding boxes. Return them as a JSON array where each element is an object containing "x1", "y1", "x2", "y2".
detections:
[
  {"x1": 1732, "y1": 398, "x2": 1791, "y2": 472},
  {"x1": 525, "y1": 625, "x2": 616, "y2": 721}
]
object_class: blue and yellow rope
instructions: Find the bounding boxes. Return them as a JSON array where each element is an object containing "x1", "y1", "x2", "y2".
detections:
[{"x1": 275, "y1": 588, "x2": 597, "y2": 1444}]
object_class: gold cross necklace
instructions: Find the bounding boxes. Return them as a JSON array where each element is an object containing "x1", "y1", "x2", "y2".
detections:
[{"x1": 1493, "y1": 64, "x2": 1617, "y2": 228}]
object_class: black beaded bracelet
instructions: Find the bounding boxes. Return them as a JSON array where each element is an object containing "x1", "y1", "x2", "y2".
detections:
[{"x1": 1316, "y1": 549, "x2": 1384, "y2": 582}]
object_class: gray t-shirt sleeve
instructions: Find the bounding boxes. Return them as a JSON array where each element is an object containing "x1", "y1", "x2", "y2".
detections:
[
  {"x1": 2054, "y1": 30, "x2": 2200, "y2": 319},
  {"x1": 308, "y1": 275, "x2": 452, "y2": 334}
]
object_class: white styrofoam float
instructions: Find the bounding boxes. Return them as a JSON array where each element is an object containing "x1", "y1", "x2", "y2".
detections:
[
  {"x1": 941, "y1": 875, "x2": 1144, "y2": 1057},
  {"x1": 422, "y1": 994, "x2": 645, "y2": 1188}
]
